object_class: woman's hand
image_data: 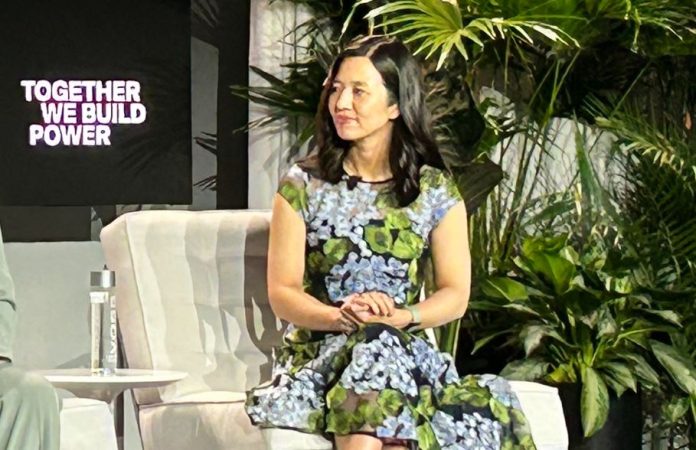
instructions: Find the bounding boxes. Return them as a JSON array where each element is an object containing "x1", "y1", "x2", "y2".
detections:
[
  {"x1": 338, "y1": 295, "x2": 368, "y2": 322},
  {"x1": 350, "y1": 291, "x2": 396, "y2": 317},
  {"x1": 340, "y1": 292, "x2": 412, "y2": 329}
]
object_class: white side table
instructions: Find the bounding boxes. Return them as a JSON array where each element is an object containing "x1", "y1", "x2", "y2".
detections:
[
  {"x1": 35, "y1": 368, "x2": 187, "y2": 403},
  {"x1": 35, "y1": 368, "x2": 187, "y2": 450}
]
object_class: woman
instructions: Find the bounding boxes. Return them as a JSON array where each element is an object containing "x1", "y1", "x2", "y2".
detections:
[{"x1": 246, "y1": 35, "x2": 535, "y2": 450}]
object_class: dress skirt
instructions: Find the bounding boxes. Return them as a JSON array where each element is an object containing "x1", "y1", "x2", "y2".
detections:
[{"x1": 246, "y1": 323, "x2": 536, "y2": 450}]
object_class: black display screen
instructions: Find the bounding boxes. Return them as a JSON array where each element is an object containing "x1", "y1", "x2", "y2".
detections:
[{"x1": 0, "y1": 0, "x2": 191, "y2": 205}]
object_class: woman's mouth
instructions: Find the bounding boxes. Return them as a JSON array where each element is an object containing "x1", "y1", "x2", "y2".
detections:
[{"x1": 334, "y1": 116, "x2": 357, "y2": 126}]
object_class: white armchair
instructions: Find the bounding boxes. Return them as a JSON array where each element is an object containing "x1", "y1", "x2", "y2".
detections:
[
  {"x1": 100, "y1": 210, "x2": 568, "y2": 450},
  {"x1": 101, "y1": 210, "x2": 276, "y2": 450}
]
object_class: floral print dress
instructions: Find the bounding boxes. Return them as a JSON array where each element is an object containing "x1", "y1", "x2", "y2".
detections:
[{"x1": 245, "y1": 164, "x2": 536, "y2": 450}]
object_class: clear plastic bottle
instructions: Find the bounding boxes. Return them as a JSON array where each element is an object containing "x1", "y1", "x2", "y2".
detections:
[{"x1": 90, "y1": 268, "x2": 117, "y2": 375}]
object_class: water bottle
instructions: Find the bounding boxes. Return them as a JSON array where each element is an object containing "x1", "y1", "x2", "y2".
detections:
[{"x1": 90, "y1": 268, "x2": 117, "y2": 375}]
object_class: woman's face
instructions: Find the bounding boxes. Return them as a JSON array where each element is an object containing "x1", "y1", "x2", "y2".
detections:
[{"x1": 328, "y1": 56, "x2": 400, "y2": 142}]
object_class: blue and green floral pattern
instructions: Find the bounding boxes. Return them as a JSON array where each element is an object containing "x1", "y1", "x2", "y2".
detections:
[{"x1": 246, "y1": 164, "x2": 536, "y2": 449}]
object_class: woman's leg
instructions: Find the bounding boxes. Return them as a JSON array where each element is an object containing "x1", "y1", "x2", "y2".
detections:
[
  {"x1": 383, "y1": 446, "x2": 408, "y2": 450},
  {"x1": 335, "y1": 433, "x2": 383, "y2": 450}
]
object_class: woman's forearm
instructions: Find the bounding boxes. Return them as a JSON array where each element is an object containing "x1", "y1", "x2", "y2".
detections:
[
  {"x1": 409, "y1": 286, "x2": 469, "y2": 330},
  {"x1": 269, "y1": 285, "x2": 342, "y2": 331}
]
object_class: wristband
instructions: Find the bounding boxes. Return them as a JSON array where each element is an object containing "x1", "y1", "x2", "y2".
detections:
[{"x1": 405, "y1": 304, "x2": 422, "y2": 329}]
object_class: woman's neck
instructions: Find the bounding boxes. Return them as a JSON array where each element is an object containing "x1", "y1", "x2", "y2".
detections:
[{"x1": 344, "y1": 127, "x2": 393, "y2": 181}]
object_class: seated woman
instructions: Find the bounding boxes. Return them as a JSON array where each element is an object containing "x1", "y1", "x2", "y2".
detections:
[
  {"x1": 246, "y1": 35, "x2": 535, "y2": 450},
  {"x1": 0, "y1": 226, "x2": 60, "y2": 450}
]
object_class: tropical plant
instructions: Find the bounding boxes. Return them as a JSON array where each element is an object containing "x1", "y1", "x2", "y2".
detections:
[
  {"x1": 474, "y1": 225, "x2": 696, "y2": 438},
  {"x1": 235, "y1": 0, "x2": 696, "y2": 440},
  {"x1": 587, "y1": 96, "x2": 696, "y2": 445},
  {"x1": 231, "y1": 1, "x2": 376, "y2": 161}
]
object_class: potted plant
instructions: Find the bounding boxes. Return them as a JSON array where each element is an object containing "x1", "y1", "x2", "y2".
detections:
[{"x1": 471, "y1": 226, "x2": 696, "y2": 448}]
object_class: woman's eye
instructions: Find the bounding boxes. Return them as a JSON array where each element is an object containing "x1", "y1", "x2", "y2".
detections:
[{"x1": 354, "y1": 88, "x2": 364, "y2": 96}]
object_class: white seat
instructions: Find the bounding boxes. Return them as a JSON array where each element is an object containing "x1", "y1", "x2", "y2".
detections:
[
  {"x1": 101, "y1": 210, "x2": 274, "y2": 450},
  {"x1": 509, "y1": 381, "x2": 569, "y2": 450},
  {"x1": 262, "y1": 428, "x2": 332, "y2": 450},
  {"x1": 60, "y1": 396, "x2": 118, "y2": 450}
]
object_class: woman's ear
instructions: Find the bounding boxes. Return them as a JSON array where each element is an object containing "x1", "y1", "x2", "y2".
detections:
[{"x1": 388, "y1": 103, "x2": 400, "y2": 120}]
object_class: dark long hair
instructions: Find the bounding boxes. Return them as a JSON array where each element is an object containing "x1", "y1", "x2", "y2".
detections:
[{"x1": 299, "y1": 35, "x2": 446, "y2": 206}]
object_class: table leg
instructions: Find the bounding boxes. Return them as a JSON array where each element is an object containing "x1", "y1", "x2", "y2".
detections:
[{"x1": 109, "y1": 392, "x2": 124, "y2": 450}]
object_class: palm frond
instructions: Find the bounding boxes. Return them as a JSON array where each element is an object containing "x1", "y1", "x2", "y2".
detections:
[
  {"x1": 351, "y1": 0, "x2": 579, "y2": 70},
  {"x1": 586, "y1": 96, "x2": 696, "y2": 191},
  {"x1": 604, "y1": 0, "x2": 696, "y2": 50},
  {"x1": 618, "y1": 152, "x2": 696, "y2": 288},
  {"x1": 191, "y1": 0, "x2": 219, "y2": 47}
]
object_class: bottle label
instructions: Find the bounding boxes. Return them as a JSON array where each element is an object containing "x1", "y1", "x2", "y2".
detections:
[
  {"x1": 89, "y1": 290, "x2": 117, "y2": 374},
  {"x1": 90, "y1": 291, "x2": 107, "y2": 304},
  {"x1": 106, "y1": 294, "x2": 118, "y2": 367}
]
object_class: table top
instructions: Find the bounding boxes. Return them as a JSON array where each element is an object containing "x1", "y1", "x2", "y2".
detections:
[
  {"x1": 35, "y1": 368, "x2": 187, "y2": 385},
  {"x1": 33, "y1": 368, "x2": 188, "y2": 403}
]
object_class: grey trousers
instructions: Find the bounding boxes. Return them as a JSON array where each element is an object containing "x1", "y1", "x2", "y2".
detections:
[{"x1": 0, "y1": 361, "x2": 60, "y2": 450}]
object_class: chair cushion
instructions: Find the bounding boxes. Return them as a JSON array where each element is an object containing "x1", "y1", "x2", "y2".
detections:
[
  {"x1": 138, "y1": 391, "x2": 263, "y2": 450},
  {"x1": 509, "y1": 381, "x2": 569, "y2": 449},
  {"x1": 261, "y1": 428, "x2": 332, "y2": 450}
]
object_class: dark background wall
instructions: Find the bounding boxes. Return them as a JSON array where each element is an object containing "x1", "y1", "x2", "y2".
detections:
[
  {"x1": 0, "y1": 0, "x2": 250, "y2": 242},
  {"x1": 217, "y1": 0, "x2": 250, "y2": 210}
]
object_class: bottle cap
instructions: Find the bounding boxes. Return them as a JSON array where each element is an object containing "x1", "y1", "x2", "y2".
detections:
[{"x1": 91, "y1": 266, "x2": 116, "y2": 288}]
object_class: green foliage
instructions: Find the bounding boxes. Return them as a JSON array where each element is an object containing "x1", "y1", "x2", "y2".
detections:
[
  {"x1": 480, "y1": 230, "x2": 696, "y2": 437},
  {"x1": 581, "y1": 366, "x2": 610, "y2": 438},
  {"x1": 236, "y1": 3, "x2": 696, "y2": 442},
  {"x1": 352, "y1": 0, "x2": 579, "y2": 69}
]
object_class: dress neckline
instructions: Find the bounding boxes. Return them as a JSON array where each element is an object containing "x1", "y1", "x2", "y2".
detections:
[{"x1": 340, "y1": 168, "x2": 394, "y2": 184}]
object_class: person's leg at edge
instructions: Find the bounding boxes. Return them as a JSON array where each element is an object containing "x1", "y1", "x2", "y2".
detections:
[
  {"x1": 335, "y1": 434, "x2": 410, "y2": 450},
  {"x1": 335, "y1": 433, "x2": 383, "y2": 450},
  {"x1": 0, "y1": 361, "x2": 61, "y2": 450}
]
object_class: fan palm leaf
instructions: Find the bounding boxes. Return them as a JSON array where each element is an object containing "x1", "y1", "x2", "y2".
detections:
[{"x1": 349, "y1": 0, "x2": 579, "y2": 69}]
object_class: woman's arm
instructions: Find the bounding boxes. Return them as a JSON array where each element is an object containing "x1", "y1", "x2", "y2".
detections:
[
  {"x1": 348, "y1": 201, "x2": 471, "y2": 330},
  {"x1": 408, "y1": 201, "x2": 471, "y2": 329},
  {"x1": 267, "y1": 193, "x2": 354, "y2": 333}
]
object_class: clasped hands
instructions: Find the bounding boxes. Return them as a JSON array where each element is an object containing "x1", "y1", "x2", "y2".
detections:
[{"x1": 335, "y1": 291, "x2": 411, "y2": 334}]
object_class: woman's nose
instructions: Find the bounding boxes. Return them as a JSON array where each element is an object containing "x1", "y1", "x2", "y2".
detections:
[{"x1": 336, "y1": 89, "x2": 352, "y2": 110}]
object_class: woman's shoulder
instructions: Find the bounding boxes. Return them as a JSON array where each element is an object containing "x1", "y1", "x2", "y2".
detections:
[
  {"x1": 283, "y1": 153, "x2": 327, "y2": 182},
  {"x1": 417, "y1": 163, "x2": 462, "y2": 205},
  {"x1": 281, "y1": 161, "x2": 324, "y2": 188},
  {"x1": 283, "y1": 163, "x2": 310, "y2": 182},
  {"x1": 276, "y1": 164, "x2": 313, "y2": 213}
]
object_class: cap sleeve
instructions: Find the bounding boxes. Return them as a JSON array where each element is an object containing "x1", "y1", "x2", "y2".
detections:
[
  {"x1": 420, "y1": 166, "x2": 463, "y2": 234},
  {"x1": 435, "y1": 169, "x2": 463, "y2": 226},
  {"x1": 277, "y1": 164, "x2": 309, "y2": 216}
]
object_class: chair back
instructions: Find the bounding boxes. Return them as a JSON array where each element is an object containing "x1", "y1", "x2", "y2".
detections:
[{"x1": 100, "y1": 210, "x2": 281, "y2": 405}]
